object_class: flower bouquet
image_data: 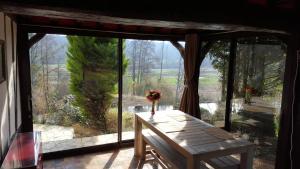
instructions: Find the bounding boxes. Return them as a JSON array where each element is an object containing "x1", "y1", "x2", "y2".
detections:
[{"x1": 146, "y1": 90, "x2": 161, "y2": 115}]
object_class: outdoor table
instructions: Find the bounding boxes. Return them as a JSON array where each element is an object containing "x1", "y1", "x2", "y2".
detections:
[{"x1": 134, "y1": 110, "x2": 255, "y2": 169}]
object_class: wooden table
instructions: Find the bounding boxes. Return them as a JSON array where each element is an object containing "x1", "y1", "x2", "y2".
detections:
[{"x1": 134, "y1": 110, "x2": 255, "y2": 169}]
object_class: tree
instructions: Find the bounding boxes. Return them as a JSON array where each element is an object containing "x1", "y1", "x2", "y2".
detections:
[
  {"x1": 207, "y1": 41, "x2": 230, "y2": 101},
  {"x1": 67, "y1": 36, "x2": 127, "y2": 131},
  {"x1": 159, "y1": 41, "x2": 165, "y2": 81},
  {"x1": 30, "y1": 34, "x2": 65, "y2": 120},
  {"x1": 127, "y1": 40, "x2": 156, "y2": 95}
]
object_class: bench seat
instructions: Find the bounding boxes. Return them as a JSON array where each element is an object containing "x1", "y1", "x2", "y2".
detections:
[{"x1": 142, "y1": 130, "x2": 240, "y2": 169}]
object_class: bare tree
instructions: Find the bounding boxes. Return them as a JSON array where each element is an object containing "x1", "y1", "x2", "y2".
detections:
[{"x1": 159, "y1": 41, "x2": 165, "y2": 81}]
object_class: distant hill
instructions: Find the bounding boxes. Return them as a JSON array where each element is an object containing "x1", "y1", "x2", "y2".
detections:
[
  {"x1": 125, "y1": 40, "x2": 214, "y2": 69},
  {"x1": 37, "y1": 36, "x2": 214, "y2": 69}
]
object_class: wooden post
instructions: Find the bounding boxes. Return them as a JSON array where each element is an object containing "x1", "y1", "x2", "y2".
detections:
[
  {"x1": 276, "y1": 32, "x2": 300, "y2": 169},
  {"x1": 134, "y1": 115, "x2": 143, "y2": 158},
  {"x1": 117, "y1": 38, "x2": 123, "y2": 143},
  {"x1": 240, "y1": 147, "x2": 254, "y2": 169},
  {"x1": 187, "y1": 156, "x2": 198, "y2": 169},
  {"x1": 225, "y1": 38, "x2": 237, "y2": 131},
  {"x1": 17, "y1": 25, "x2": 33, "y2": 132}
]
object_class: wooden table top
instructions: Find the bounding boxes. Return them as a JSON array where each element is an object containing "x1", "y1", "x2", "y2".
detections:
[{"x1": 135, "y1": 110, "x2": 254, "y2": 159}]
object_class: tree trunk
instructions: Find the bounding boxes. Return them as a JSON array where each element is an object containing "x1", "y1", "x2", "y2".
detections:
[
  {"x1": 137, "y1": 42, "x2": 142, "y2": 84},
  {"x1": 45, "y1": 37, "x2": 50, "y2": 111},
  {"x1": 242, "y1": 47, "x2": 250, "y2": 98},
  {"x1": 57, "y1": 62, "x2": 60, "y2": 94},
  {"x1": 175, "y1": 58, "x2": 183, "y2": 107},
  {"x1": 132, "y1": 42, "x2": 137, "y2": 95},
  {"x1": 41, "y1": 40, "x2": 49, "y2": 113},
  {"x1": 221, "y1": 56, "x2": 226, "y2": 101},
  {"x1": 257, "y1": 55, "x2": 265, "y2": 96},
  {"x1": 159, "y1": 41, "x2": 164, "y2": 81}
]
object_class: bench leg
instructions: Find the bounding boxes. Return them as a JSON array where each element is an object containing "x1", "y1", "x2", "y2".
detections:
[
  {"x1": 240, "y1": 147, "x2": 254, "y2": 169},
  {"x1": 134, "y1": 116, "x2": 143, "y2": 158}
]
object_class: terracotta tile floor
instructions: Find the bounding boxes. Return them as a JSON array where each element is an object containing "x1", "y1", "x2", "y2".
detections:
[
  {"x1": 43, "y1": 148, "x2": 163, "y2": 169},
  {"x1": 44, "y1": 147, "x2": 274, "y2": 169}
]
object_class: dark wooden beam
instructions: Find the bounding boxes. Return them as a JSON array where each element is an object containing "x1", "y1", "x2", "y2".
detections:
[
  {"x1": 117, "y1": 38, "x2": 123, "y2": 143},
  {"x1": 202, "y1": 31, "x2": 289, "y2": 43},
  {"x1": 0, "y1": 1, "x2": 297, "y2": 33},
  {"x1": 200, "y1": 41, "x2": 215, "y2": 58},
  {"x1": 17, "y1": 25, "x2": 33, "y2": 132},
  {"x1": 170, "y1": 41, "x2": 185, "y2": 58},
  {"x1": 17, "y1": 15, "x2": 189, "y2": 38},
  {"x1": 20, "y1": 25, "x2": 184, "y2": 41},
  {"x1": 275, "y1": 32, "x2": 300, "y2": 169},
  {"x1": 28, "y1": 33, "x2": 45, "y2": 48},
  {"x1": 225, "y1": 39, "x2": 237, "y2": 131},
  {"x1": 293, "y1": 49, "x2": 300, "y2": 169}
]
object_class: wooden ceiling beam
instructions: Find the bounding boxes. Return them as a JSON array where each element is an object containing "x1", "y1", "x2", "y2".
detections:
[
  {"x1": 201, "y1": 31, "x2": 289, "y2": 43},
  {"x1": 28, "y1": 33, "x2": 45, "y2": 48},
  {"x1": 0, "y1": 1, "x2": 295, "y2": 33},
  {"x1": 20, "y1": 25, "x2": 185, "y2": 41},
  {"x1": 17, "y1": 15, "x2": 191, "y2": 40}
]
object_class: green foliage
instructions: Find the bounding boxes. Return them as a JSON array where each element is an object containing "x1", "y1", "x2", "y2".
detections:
[
  {"x1": 133, "y1": 78, "x2": 174, "y2": 105},
  {"x1": 105, "y1": 108, "x2": 134, "y2": 133},
  {"x1": 206, "y1": 41, "x2": 230, "y2": 101},
  {"x1": 66, "y1": 36, "x2": 127, "y2": 131},
  {"x1": 274, "y1": 113, "x2": 280, "y2": 137}
]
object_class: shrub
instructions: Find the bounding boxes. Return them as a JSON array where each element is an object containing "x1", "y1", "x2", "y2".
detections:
[
  {"x1": 66, "y1": 36, "x2": 128, "y2": 131},
  {"x1": 105, "y1": 108, "x2": 134, "y2": 133}
]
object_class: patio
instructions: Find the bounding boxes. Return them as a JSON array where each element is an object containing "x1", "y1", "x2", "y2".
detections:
[{"x1": 34, "y1": 125, "x2": 134, "y2": 153}]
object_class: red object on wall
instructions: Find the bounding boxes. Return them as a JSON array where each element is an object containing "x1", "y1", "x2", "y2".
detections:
[{"x1": 1, "y1": 132, "x2": 43, "y2": 169}]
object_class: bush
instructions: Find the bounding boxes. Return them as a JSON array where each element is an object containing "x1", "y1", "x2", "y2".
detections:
[
  {"x1": 105, "y1": 108, "x2": 134, "y2": 133},
  {"x1": 134, "y1": 78, "x2": 175, "y2": 105},
  {"x1": 274, "y1": 112, "x2": 280, "y2": 137}
]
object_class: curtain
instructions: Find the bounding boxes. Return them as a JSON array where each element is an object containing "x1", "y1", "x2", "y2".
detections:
[{"x1": 179, "y1": 34, "x2": 201, "y2": 118}]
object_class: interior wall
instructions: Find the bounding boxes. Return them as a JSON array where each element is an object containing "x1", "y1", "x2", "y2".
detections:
[{"x1": 0, "y1": 12, "x2": 21, "y2": 163}]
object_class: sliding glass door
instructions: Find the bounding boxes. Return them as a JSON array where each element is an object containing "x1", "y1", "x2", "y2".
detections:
[
  {"x1": 122, "y1": 40, "x2": 185, "y2": 140},
  {"x1": 30, "y1": 34, "x2": 119, "y2": 153},
  {"x1": 29, "y1": 35, "x2": 186, "y2": 152},
  {"x1": 198, "y1": 40, "x2": 230, "y2": 128},
  {"x1": 229, "y1": 36, "x2": 286, "y2": 168}
]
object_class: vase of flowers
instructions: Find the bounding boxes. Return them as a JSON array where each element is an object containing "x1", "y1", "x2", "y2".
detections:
[{"x1": 146, "y1": 90, "x2": 161, "y2": 115}]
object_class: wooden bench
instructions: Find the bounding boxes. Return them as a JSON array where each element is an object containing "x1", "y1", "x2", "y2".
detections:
[
  {"x1": 205, "y1": 156, "x2": 240, "y2": 169},
  {"x1": 142, "y1": 130, "x2": 240, "y2": 169}
]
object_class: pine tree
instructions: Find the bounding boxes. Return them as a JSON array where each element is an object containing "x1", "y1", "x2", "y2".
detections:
[{"x1": 66, "y1": 36, "x2": 127, "y2": 131}]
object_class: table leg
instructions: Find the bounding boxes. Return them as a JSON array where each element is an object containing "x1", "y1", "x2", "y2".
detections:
[
  {"x1": 240, "y1": 147, "x2": 254, "y2": 169},
  {"x1": 134, "y1": 115, "x2": 143, "y2": 158},
  {"x1": 187, "y1": 156, "x2": 198, "y2": 169},
  {"x1": 141, "y1": 139, "x2": 146, "y2": 160}
]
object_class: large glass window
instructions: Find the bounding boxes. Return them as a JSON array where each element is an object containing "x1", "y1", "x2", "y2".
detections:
[
  {"x1": 30, "y1": 34, "x2": 119, "y2": 153},
  {"x1": 230, "y1": 37, "x2": 286, "y2": 168},
  {"x1": 199, "y1": 40, "x2": 230, "y2": 127},
  {"x1": 122, "y1": 40, "x2": 184, "y2": 140}
]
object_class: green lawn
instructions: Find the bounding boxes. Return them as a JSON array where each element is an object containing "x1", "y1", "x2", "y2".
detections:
[{"x1": 199, "y1": 75, "x2": 219, "y2": 86}]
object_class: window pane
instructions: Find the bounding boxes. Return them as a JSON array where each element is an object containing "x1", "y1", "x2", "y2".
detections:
[
  {"x1": 230, "y1": 36, "x2": 286, "y2": 168},
  {"x1": 199, "y1": 40, "x2": 230, "y2": 127},
  {"x1": 122, "y1": 40, "x2": 184, "y2": 140},
  {"x1": 30, "y1": 34, "x2": 118, "y2": 153}
]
